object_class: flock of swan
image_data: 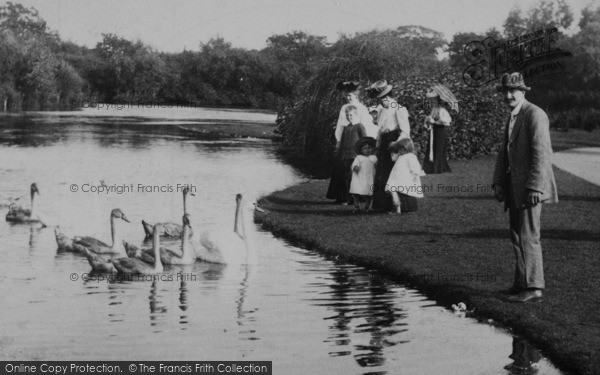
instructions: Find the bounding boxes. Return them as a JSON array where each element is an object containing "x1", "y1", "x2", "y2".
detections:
[{"x1": 6, "y1": 183, "x2": 259, "y2": 276}]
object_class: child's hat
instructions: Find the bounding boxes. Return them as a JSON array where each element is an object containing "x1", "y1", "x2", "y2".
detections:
[{"x1": 354, "y1": 137, "x2": 377, "y2": 155}]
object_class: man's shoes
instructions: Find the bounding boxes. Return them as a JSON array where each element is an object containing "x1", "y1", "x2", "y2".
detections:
[
  {"x1": 507, "y1": 289, "x2": 543, "y2": 303},
  {"x1": 499, "y1": 286, "x2": 522, "y2": 295}
]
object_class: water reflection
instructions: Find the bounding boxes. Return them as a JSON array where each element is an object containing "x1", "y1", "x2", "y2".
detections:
[
  {"x1": 505, "y1": 337, "x2": 543, "y2": 374},
  {"x1": 321, "y1": 266, "x2": 408, "y2": 371},
  {"x1": 149, "y1": 280, "x2": 168, "y2": 329}
]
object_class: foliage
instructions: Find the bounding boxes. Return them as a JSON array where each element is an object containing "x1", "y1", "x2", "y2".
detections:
[
  {"x1": 503, "y1": 0, "x2": 573, "y2": 38},
  {"x1": 0, "y1": 2, "x2": 83, "y2": 110},
  {"x1": 447, "y1": 29, "x2": 502, "y2": 69}
]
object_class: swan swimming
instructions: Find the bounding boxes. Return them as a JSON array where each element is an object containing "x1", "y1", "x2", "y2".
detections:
[
  {"x1": 112, "y1": 223, "x2": 164, "y2": 275},
  {"x1": 71, "y1": 208, "x2": 130, "y2": 256},
  {"x1": 196, "y1": 193, "x2": 258, "y2": 265},
  {"x1": 129, "y1": 214, "x2": 196, "y2": 265},
  {"x1": 141, "y1": 186, "x2": 194, "y2": 239},
  {"x1": 81, "y1": 246, "x2": 115, "y2": 273},
  {"x1": 5, "y1": 183, "x2": 44, "y2": 225}
]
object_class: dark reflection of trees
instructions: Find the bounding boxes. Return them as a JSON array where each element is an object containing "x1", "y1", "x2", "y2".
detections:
[
  {"x1": 0, "y1": 122, "x2": 69, "y2": 147},
  {"x1": 323, "y1": 266, "x2": 406, "y2": 373}
]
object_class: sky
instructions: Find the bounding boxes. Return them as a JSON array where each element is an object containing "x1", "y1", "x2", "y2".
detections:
[{"x1": 7, "y1": 0, "x2": 599, "y2": 52}]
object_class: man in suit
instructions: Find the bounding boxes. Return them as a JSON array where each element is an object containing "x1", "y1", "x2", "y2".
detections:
[{"x1": 492, "y1": 72, "x2": 558, "y2": 303}]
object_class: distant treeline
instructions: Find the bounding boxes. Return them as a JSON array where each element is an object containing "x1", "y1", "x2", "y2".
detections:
[
  {"x1": 0, "y1": 2, "x2": 327, "y2": 111},
  {"x1": 1, "y1": 1, "x2": 599, "y2": 136}
]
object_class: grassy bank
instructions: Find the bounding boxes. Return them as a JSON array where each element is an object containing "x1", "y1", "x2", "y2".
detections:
[{"x1": 256, "y1": 129, "x2": 600, "y2": 375}]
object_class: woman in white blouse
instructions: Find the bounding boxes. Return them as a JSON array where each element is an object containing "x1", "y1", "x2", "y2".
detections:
[
  {"x1": 423, "y1": 85, "x2": 457, "y2": 174},
  {"x1": 366, "y1": 80, "x2": 411, "y2": 211},
  {"x1": 327, "y1": 81, "x2": 377, "y2": 203}
]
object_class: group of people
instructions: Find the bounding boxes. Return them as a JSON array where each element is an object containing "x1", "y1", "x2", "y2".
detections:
[
  {"x1": 326, "y1": 79, "x2": 456, "y2": 213},
  {"x1": 326, "y1": 72, "x2": 558, "y2": 304}
]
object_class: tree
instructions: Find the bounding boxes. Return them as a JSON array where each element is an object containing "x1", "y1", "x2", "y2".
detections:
[
  {"x1": 571, "y1": 5, "x2": 600, "y2": 81},
  {"x1": 262, "y1": 31, "x2": 328, "y2": 98},
  {"x1": 503, "y1": 0, "x2": 573, "y2": 39},
  {"x1": 0, "y1": 2, "x2": 82, "y2": 110}
]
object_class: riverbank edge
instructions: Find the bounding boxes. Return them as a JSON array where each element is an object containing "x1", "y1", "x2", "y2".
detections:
[
  {"x1": 254, "y1": 135, "x2": 600, "y2": 375},
  {"x1": 254, "y1": 191, "x2": 589, "y2": 375}
]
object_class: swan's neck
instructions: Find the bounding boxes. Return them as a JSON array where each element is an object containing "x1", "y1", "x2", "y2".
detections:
[
  {"x1": 110, "y1": 215, "x2": 123, "y2": 253},
  {"x1": 29, "y1": 192, "x2": 37, "y2": 217},
  {"x1": 153, "y1": 232, "x2": 163, "y2": 272},
  {"x1": 181, "y1": 224, "x2": 190, "y2": 257},
  {"x1": 183, "y1": 192, "x2": 188, "y2": 214},
  {"x1": 234, "y1": 201, "x2": 244, "y2": 240}
]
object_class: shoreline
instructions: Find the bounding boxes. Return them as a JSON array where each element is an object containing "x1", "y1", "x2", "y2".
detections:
[
  {"x1": 0, "y1": 110, "x2": 280, "y2": 140},
  {"x1": 255, "y1": 130, "x2": 600, "y2": 375}
]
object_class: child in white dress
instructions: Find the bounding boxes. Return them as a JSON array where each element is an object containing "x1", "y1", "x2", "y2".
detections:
[
  {"x1": 349, "y1": 137, "x2": 377, "y2": 212},
  {"x1": 385, "y1": 138, "x2": 425, "y2": 214}
]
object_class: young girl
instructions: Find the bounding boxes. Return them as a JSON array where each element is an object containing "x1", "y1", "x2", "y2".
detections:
[
  {"x1": 385, "y1": 138, "x2": 425, "y2": 214},
  {"x1": 349, "y1": 137, "x2": 377, "y2": 212}
]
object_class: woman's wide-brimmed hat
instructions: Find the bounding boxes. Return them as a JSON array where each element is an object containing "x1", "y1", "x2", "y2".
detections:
[
  {"x1": 366, "y1": 80, "x2": 393, "y2": 99},
  {"x1": 336, "y1": 81, "x2": 360, "y2": 92},
  {"x1": 496, "y1": 72, "x2": 531, "y2": 92},
  {"x1": 354, "y1": 137, "x2": 377, "y2": 155},
  {"x1": 427, "y1": 84, "x2": 459, "y2": 113}
]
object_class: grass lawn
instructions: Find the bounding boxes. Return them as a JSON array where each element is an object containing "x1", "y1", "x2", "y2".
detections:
[{"x1": 256, "y1": 128, "x2": 600, "y2": 375}]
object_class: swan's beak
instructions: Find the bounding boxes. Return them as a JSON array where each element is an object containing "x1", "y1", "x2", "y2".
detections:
[
  {"x1": 252, "y1": 203, "x2": 265, "y2": 213},
  {"x1": 121, "y1": 214, "x2": 131, "y2": 223}
]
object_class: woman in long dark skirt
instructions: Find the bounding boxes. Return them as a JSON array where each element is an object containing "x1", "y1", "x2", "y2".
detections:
[
  {"x1": 423, "y1": 85, "x2": 458, "y2": 174},
  {"x1": 366, "y1": 80, "x2": 411, "y2": 211}
]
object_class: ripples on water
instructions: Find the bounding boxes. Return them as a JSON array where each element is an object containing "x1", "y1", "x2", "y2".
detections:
[{"x1": 0, "y1": 114, "x2": 564, "y2": 374}]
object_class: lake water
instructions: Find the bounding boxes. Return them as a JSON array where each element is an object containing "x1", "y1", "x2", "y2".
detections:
[{"x1": 0, "y1": 108, "x2": 565, "y2": 374}]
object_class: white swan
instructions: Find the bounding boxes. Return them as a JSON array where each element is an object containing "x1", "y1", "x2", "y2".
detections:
[
  {"x1": 113, "y1": 223, "x2": 164, "y2": 275},
  {"x1": 72, "y1": 208, "x2": 130, "y2": 256},
  {"x1": 5, "y1": 183, "x2": 44, "y2": 224},
  {"x1": 196, "y1": 193, "x2": 258, "y2": 265},
  {"x1": 141, "y1": 187, "x2": 194, "y2": 238},
  {"x1": 167, "y1": 213, "x2": 196, "y2": 265}
]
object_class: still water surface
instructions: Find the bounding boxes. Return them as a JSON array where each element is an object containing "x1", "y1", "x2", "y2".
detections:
[{"x1": 0, "y1": 109, "x2": 564, "y2": 374}]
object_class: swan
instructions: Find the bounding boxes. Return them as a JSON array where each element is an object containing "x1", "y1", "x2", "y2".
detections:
[
  {"x1": 81, "y1": 246, "x2": 115, "y2": 273},
  {"x1": 112, "y1": 223, "x2": 163, "y2": 275},
  {"x1": 72, "y1": 208, "x2": 130, "y2": 256},
  {"x1": 166, "y1": 213, "x2": 196, "y2": 265},
  {"x1": 123, "y1": 240, "x2": 182, "y2": 265},
  {"x1": 141, "y1": 186, "x2": 194, "y2": 238},
  {"x1": 196, "y1": 193, "x2": 258, "y2": 265},
  {"x1": 55, "y1": 226, "x2": 77, "y2": 252},
  {"x1": 127, "y1": 214, "x2": 195, "y2": 265},
  {"x1": 5, "y1": 183, "x2": 44, "y2": 224}
]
